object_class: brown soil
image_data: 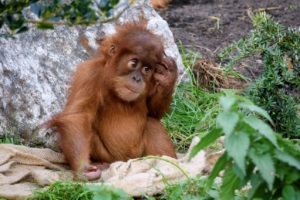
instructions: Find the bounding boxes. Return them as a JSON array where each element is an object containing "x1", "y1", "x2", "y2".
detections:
[{"x1": 158, "y1": 0, "x2": 300, "y2": 81}]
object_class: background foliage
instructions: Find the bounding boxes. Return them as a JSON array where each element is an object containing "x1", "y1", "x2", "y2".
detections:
[
  {"x1": 218, "y1": 12, "x2": 300, "y2": 138},
  {"x1": 0, "y1": 0, "x2": 120, "y2": 36},
  {"x1": 190, "y1": 92, "x2": 300, "y2": 200}
]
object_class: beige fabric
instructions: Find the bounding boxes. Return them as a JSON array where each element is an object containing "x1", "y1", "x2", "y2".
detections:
[{"x1": 0, "y1": 137, "x2": 223, "y2": 199}]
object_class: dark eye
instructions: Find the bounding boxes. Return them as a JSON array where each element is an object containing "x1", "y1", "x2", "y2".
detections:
[
  {"x1": 142, "y1": 65, "x2": 152, "y2": 74},
  {"x1": 128, "y1": 59, "x2": 138, "y2": 68}
]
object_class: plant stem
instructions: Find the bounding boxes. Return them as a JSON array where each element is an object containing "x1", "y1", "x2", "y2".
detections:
[{"x1": 139, "y1": 155, "x2": 190, "y2": 179}]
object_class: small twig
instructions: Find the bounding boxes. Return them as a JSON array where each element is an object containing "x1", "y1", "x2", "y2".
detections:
[
  {"x1": 138, "y1": 156, "x2": 190, "y2": 179},
  {"x1": 25, "y1": 20, "x2": 68, "y2": 25},
  {"x1": 245, "y1": 66, "x2": 256, "y2": 79},
  {"x1": 254, "y1": 6, "x2": 281, "y2": 12},
  {"x1": 213, "y1": 46, "x2": 220, "y2": 54},
  {"x1": 208, "y1": 16, "x2": 220, "y2": 30},
  {"x1": 184, "y1": 44, "x2": 213, "y2": 53},
  {"x1": 247, "y1": 9, "x2": 254, "y2": 21}
]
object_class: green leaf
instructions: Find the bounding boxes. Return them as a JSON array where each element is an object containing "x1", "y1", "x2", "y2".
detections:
[
  {"x1": 5, "y1": 13, "x2": 25, "y2": 30},
  {"x1": 274, "y1": 149, "x2": 300, "y2": 170},
  {"x1": 283, "y1": 185, "x2": 296, "y2": 200},
  {"x1": 220, "y1": 167, "x2": 241, "y2": 200},
  {"x1": 93, "y1": 193, "x2": 112, "y2": 200},
  {"x1": 30, "y1": 3, "x2": 44, "y2": 18},
  {"x1": 0, "y1": 18, "x2": 4, "y2": 28},
  {"x1": 207, "y1": 152, "x2": 229, "y2": 189},
  {"x1": 243, "y1": 116, "x2": 278, "y2": 147},
  {"x1": 248, "y1": 149, "x2": 275, "y2": 190},
  {"x1": 86, "y1": 185, "x2": 131, "y2": 200},
  {"x1": 16, "y1": 26, "x2": 29, "y2": 34},
  {"x1": 217, "y1": 111, "x2": 239, "y2": 136},
  {"x1": 98, "y1": 0, "x2": 110, "y2": 11},
  {"x1": 239, "y1": 103, "x2": 274, "y2": 125},
  {"x1": 189, "y1": 128, "x2": 222, "y2": 159},
  {"x1": 296, "y1": 190, "x2": 300, "y2": 200},
  {"x1": 220, "y1": 96, "x2": 236, "y2": 111},
  {"x1": 224, "y1": 131, "x2": 249, "y2": 175},
  {"x1": 248, "y1": 173, "x2": 264, "y2": 200},
  {"x1": 286, "y1": 169, "x2": 300, "y2": 184},
  {"x1": 276, "y1": 135, "x2": 300, "y2": 157},
  {"x1": 30, "y1": 0, "x2": 39, "y2": 3},
  {"x1": 36, "y1": 22, "x2": 54, "y2": 29},
  {"x1": 232, "y1": 163, "x2": 245, "y2": 181},
  {"x1": 111, "y1": 0, "x2": 119, "y2": 6}
]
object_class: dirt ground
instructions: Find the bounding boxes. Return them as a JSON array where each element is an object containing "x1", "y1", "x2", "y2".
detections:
[{"x1": 158, "y1": 0, "x2": 300, "y2": 80}]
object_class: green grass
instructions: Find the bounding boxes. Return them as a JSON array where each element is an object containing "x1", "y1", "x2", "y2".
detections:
[
  {"x1": 29, "y1": 182, "x2": 132, "y2": 200},
  {"x1": 29, "y1": 182, "x2": 94, "y2": 200},
  {"x1": 163, "y1": 43, "x2": 222, "y2": 151},
  {"x1": 0, "y1": 130, "x2": 21, "y2": 144},
  {"x1": 160, "y1": 177, "x2": 221, "y2": 200},
  {"x1": 163, "y1": 80, "x2": 221, "y2": 152}
]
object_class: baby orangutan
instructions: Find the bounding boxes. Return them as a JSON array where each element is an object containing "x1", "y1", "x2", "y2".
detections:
[{"x1": 49, "y1": 22, "x2": 178, "y2": 181}]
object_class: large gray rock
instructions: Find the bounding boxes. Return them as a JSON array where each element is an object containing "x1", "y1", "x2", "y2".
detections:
[{"x1": 0, "y1": 0, "x2": 184, "y2": 147}]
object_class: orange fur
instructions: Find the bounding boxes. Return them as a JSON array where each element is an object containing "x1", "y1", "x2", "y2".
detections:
[
  {"x1": 151, "y1": 0, "x2": 171, "y2": 9},
  {"x1": 49, "y1": 22, "x2": 177, "y2": 181}
]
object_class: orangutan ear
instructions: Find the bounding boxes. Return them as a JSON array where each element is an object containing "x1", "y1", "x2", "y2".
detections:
[{"x1": 108, "y1": 45, "x2": 115, "y2": 57}]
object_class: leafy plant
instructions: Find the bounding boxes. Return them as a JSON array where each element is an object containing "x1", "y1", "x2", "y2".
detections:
[
  {"x1": 0, "y1": 0, "x2": 121, "y2": 36},
  {"x1": 161, "y1": 177, "x2": 222, "y2": 200},
  {"x1": 218, "y1": 12, "x2": 300, "y2": 138},
  {"x1": 86, "y1": 184, "x2": 132, "y2": 200},
  {"x1": 29, "y1": 182, "x2": 132, "y2": 200},
  {"x1": 190, "y1": 92, "x2": 300, "y2": 200}
]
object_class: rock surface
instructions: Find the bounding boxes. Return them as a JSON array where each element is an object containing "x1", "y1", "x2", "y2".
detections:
[{"x1": 0, "y1": 0, "x2": 183, "y2": 147}]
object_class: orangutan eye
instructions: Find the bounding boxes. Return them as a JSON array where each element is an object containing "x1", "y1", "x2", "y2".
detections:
[
  {"x1": 142, "y1": 65, "x2": 152, "y2": 74},
  {"x1": 144, "y1": 66, "x2": 151, "y2": 71},
  {"x1": 128, "y1": 59, "x2": 138, "y2": 68}
]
